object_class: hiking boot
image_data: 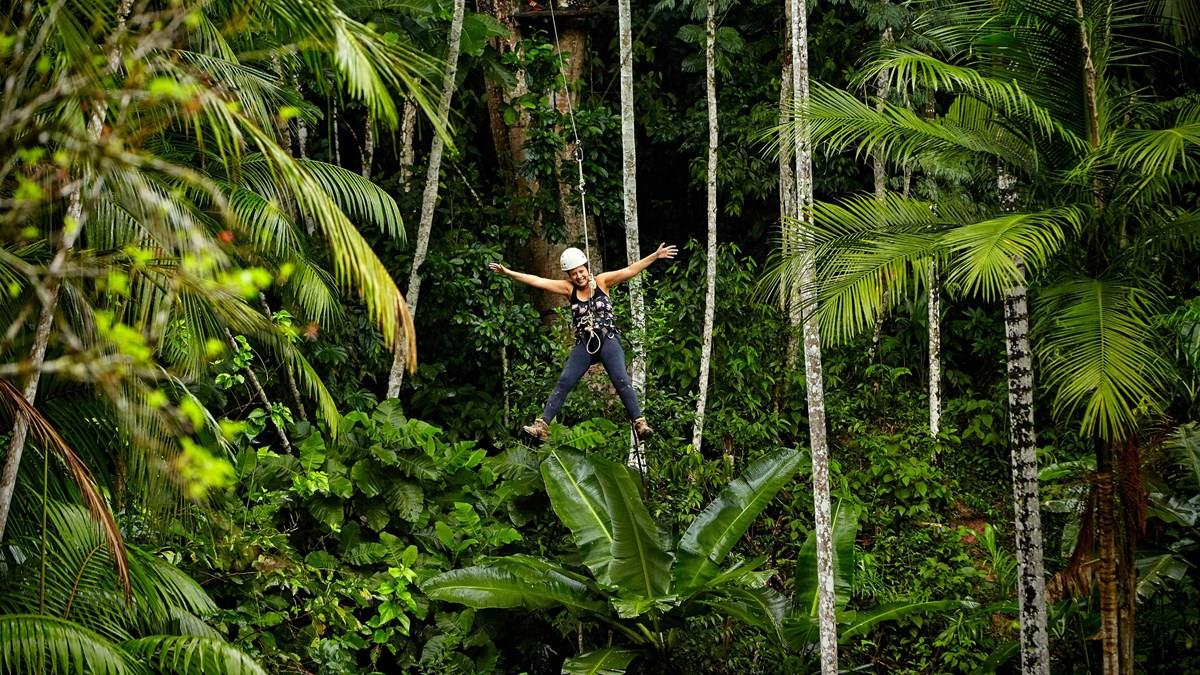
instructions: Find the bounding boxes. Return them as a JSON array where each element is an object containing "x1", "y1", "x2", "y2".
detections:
[
  {"x1": 523, "y1": 417, "x2": 549, "y2": 442},
  {"x1": 633, "y1": 417, "x2": 654, "y2": 438}
]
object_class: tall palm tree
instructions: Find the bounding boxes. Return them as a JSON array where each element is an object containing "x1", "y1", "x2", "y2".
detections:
[{"x1": 772, "y1": 1, "x2": 1198, "y2": 669}]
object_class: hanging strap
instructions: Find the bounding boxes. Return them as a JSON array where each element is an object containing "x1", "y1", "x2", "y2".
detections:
[{"x1": 547, "y1": 2, "x2": 593, "y2": 285}]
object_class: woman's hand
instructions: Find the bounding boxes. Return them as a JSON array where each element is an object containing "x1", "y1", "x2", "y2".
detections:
[
  {"x1": 488, "y1": 262, "x2": 510, "y2": 276},
  {"x1": 655, "y1": 243, "x2": 678, "y2": 261}
]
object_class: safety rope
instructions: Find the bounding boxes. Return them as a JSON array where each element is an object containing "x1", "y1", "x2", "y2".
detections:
[{"x1": 547, "y1": 1, "x2": 602, "y2": 355}]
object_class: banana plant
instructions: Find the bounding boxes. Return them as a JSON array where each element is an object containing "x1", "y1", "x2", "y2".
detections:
[{"x1": 423, "y1": 446, "x2": 804, "y2": 671}]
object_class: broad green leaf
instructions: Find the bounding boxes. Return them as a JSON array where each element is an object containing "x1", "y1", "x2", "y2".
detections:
[
  {"x1": 593, "y1": 458, "x2": 671, "y2": 598},
  {"x1": 674, "y1": 448, "x2": 802, "y2": 592},
  {"x1": 422, "y1": 561, "x2": 605, "y2": 614},
  {"x1": 794, "y1": 500, "x2": 861, "y2": 616},
  {"x1": 697, "y1": 586, "x2": 787, "y2": 644},
  {"x1": 541, "y1": 449, "x2": 614, "y2": 577},
  {"x1": 560, "y1": 647, "x2": 639, "y2": 674}
]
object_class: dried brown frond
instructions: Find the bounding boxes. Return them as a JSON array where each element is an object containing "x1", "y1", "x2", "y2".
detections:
[{"x1": 0, "y1": 379, "x2": 131, "y2": 600}]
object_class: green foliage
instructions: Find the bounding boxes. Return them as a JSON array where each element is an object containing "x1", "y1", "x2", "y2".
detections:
[
  {"x1": 191, "y1": 401, "x2": 520, "y2": 673},
  {"x1": 425, "y1": 444, "x2": 802, "y2": 668}
]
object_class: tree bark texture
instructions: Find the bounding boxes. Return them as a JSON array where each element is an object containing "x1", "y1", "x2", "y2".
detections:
[
  {"x1": 789, "y1": 0, "x2": 838, "y2": 671},
  {"x1": 0, "y1": 0, "x2": 135, "y2": 543},
  {"x1": 866, "y1": 26, "x2": 892, "y2": 364},
  {"x1": 400, "y1": 98, "x2": 418, "y2": 190},
  {"x1": 777, "y1": 55, "x2": 796, "y2": 335},
  {"x1": 928, "y1": 259, "x2": 941, "y2": 437},
  {"x1": 387, "y1": 0, "x2": 467, "y2": 399},
  {"x1": 1097, "y1": 438, "x2": 1119, "y2": 675},
  {"x1": 617, "y1": 0, "x2": 646, "y2": 470},
  {"x1": 1000, "y1": 245, "x2": 1051, "y2": 674},
  {"x1": 692, "y1": 0, "x2": 718, "y2": 454},
  {"x1": 361, "y1": 112, "x2": 374, "y2": 180}
]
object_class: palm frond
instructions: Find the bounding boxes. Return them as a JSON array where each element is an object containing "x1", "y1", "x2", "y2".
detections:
[
  {"x1": 941, "y1": 206, "x2": 1087, "y2": 301},
  {"x1": 1037, "y1": 280, "x2": 1175, "y2": 440},
  {"x1": 0, "y1": 614, "x2": 133, "y2": 675},
  {"x1": 0, "y1": 380, "x2": 130, "y2": 599},
  {"x1": 122, "y1": 636, "x2": 265, "y2": 675}
]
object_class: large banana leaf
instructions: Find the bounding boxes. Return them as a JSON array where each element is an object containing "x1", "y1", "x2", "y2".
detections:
[
  {"x1": 697, "y1": 586, "x2": 787, "y2": 645},
  {"x1": 592, "y1": 458, "x2": 672, "y2": 601},
  {"x1": 541, "y1": 449, "x2": 614, "y2": 578},
  {"x1": 673, "y1": 448, "x2": 802, "y2": 592},
  {"x1": 422, "y1": 559, "x2": 606, "y2": 614},
  {"x1": 793, "y1": 501, "x2": 861, "y2": 616},
  {"x1": 560, "y1": 647, "x2": 639, "y2": 674}
]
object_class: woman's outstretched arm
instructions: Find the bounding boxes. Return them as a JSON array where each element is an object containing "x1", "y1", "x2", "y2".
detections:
[
  {"x1": 596, "y1": 243, "x2": 678, "y2": 288},
  {"x1": 488, "y1": 262, "x2": 572, "y2": 296}
]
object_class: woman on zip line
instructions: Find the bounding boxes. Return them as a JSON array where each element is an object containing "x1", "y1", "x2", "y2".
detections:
[{"x1": 488, "y1": 243, "x2": 678, "y2": 441}]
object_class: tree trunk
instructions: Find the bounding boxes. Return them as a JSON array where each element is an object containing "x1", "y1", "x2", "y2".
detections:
[
  {"x1": 0, "y1": 0, "x2": 135, "y2": 543},
  {"x1": 928, "y1": 259, "x2": 942, "y2": 438},
  {"x1": 386, "y1": 0, "x2": 467, "y2": 399},
  {"x1": 789, "y1": 0, "x2": 838, "y2": 671},
  {"x1": 400, "y1": 99, "x2": 418, "y2": 190},
  {"x1": 617, "y1": 0, "x2": 646, "y2": 470},
  {"x1": 692, "y1": 0, "x2": 718, "y2": 454},
  {"x1": 361, "y1": 112, "x2": 374, "y2": 180},
  {"x1": 1097, "y1": 438, "x2": 1119, "y2": 675},
  {"x1": 866, "y1": 26, "x2": 892, "y2": 365},
  {"x1": 777, "y1": 53, "x2": 796, "y2": 345},
  {"x1": 998, "y1": 168, "x2": 1051, "y2": 673}
]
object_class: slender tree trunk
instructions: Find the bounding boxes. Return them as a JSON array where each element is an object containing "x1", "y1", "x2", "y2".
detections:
[
  {"x1": 778, "y1": 54, "x2": 796, "y2": 344},
  {"x1": 789, "y1": 0, "x2": 837, "y2": 670},
  {"x1": 361, "y1": 112, "x2": 374, "y2": 180},
  {"x1": 692, "y1": 0, "x2": 718, "y2": 454},
  {"x1": 999, "y1": 169, "x2": 1051, "y2": 673},
  {"x1": 617, "y1": 0, "x2": 646, "y2": 470},
  {"x1": 928, "y1": 259, "x2": 941, "y2": 437},
  {"x1": 0, "y1": 0, "x2": 135, "y2": 543},
  {"x1": 331, "y1": 100, "x2": 342, "y2": 166},
  {"x1": 387, "y1": 0, "x2": 467, "y2": 399},
  {"x1": 400, "y1": 99, "x2": 418, "y2": 190},
  {"x1": 866, "y1": 26, "x2": 892, "y2": 364},
  {"x1": 1097, "y1": 438, "x2": 1119, "y2": 675}
]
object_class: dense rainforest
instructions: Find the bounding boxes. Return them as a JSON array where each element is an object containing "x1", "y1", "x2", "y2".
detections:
[{"x1": 1, "y1": 0, "x2": 1198, "y2": 673}]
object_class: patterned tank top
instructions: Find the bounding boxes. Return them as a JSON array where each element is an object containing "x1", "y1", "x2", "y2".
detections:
[{"x1": 570, "y1": 285, "x2": 618, "y2": 343}]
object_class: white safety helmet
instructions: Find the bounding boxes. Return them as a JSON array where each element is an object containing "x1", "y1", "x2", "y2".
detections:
[{"x1": 559, "y1": 247, "x2": 589, "y2": 272}]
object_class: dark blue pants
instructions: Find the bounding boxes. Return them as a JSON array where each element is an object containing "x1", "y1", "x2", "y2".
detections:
[{"x1": 541, "y1": 334, "x2": 642, "y2": 422}]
